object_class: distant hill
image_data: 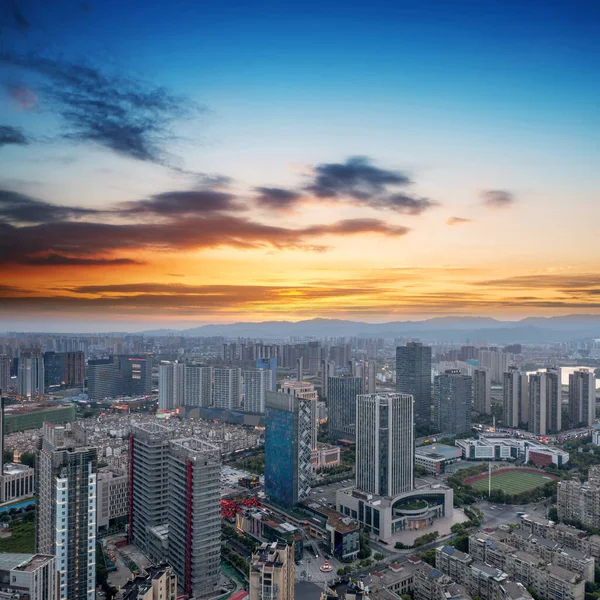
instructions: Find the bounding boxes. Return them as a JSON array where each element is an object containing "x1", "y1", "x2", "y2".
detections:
[{"x1": 139, "y1": 315, "x2": 600, "y2": 343}]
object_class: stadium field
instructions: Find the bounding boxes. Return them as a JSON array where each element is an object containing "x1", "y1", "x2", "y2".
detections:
[{"x1": 468, "y1": 469, "x2": 555, "y2": 494}]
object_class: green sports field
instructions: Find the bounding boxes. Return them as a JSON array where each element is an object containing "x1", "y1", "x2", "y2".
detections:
[{"x1": 469, "y1": 470, "x2": 554, "y2": 494}]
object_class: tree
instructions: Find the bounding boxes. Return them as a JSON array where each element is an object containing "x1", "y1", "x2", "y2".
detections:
[{"x1": 19, "y1": 452, "x2": 36, "y2": 468}]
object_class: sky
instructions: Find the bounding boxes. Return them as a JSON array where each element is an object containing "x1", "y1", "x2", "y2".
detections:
[{"x1": 0, "y1": 0, "x2": 599, "y2": 332}]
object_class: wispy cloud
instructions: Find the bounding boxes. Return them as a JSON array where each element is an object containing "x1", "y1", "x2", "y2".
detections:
[
  {"x1": 446, "y1": 216, "x2": 472, "y2": 226},
  {"x1": 0, "y1": 53, "x2": 201, "y2": 167},
  {"x1": 481, "y1": 190, "x2": 515, "y2": 209}
]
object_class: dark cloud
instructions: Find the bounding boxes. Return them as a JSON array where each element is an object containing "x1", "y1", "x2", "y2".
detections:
[
  {"x1": 307, "y1": 156, "x2": 412, "y2": 199},
  {"x1": 0, "y1": 125, "x2": 28, "y2": 146},
  {"x1": 0, "y1": 53, "x2": 201, "y2": 166},
  {"x1": 255, "y1": 187, "x2": 304, "y2": 210},
  {"x1": 0, "y1": 213, "x2": 409, "y2": 266},
  {"x1": 0, "y1": 189, "x2": 97, "y2": 224},
  {"x1": 21, "y1": 253, "x2": 142, "y2": 266},
  {"x1": 481, "y1": 190, "x2": 515, "y2": 208},
  {"x1": 303, "y1": 156, "x2": 436, "y2": 215},
  {"x1": 121, "y1": 189, "x2": 245, "y2": 217},
  {"x1": 446, "y1": 216, "x2": 472, "y2": 226}
]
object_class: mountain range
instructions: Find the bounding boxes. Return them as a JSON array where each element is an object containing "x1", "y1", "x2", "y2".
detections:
[{"x1": 139, "y1": 315, "x2": 600, "y2": 343}]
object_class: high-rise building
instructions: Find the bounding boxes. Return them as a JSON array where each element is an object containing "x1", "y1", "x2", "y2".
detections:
[
  {"x1": 87, "y1": 358, "x2": 117, "y2": 401},
  {"x1": 213, "y1": 367, "x2": 241, "y2": 409},
  {"x1": 36, "y1": 423, "x2": 97, "y2": 600},
  {"x1": 529, "y1": 368, "x2": 561, "y2": 435},
  {"x1": 264, "y1": 390, "x2": 313, "y2": 507},
  {"x1": 473, "y1": 368, "x2": 491, "y2": 415},
  {"x1": 184, "y1": 364, "x2": 213, "y2": 407},
  {"x1": 243, "y1": 369, "x2": 272, "y2": 413},
  {"x1": 355, "y1": 393, "x2": 414, "y2": 497},
  {"x1": 117, "y1": 355, "x2": 152, "y2": 396},
  {"x1": 434, "y1": 370, "x2": 472, "y2": 435},
  {"x1": 569, "y1": 369, "x2": 596, "y2": 428},
  {"x1": 168, "y1": 438, "x2": 221, "y2": 598},
  {"x1": 327, "y1": 375, "x2": 363, "y2": 442},
  {"x1": 249, "y1": 542, "x2": 295, "y2": 600},
  {"x1": 18, "y1": 353, "x2": 44, "y2": 398},
  {"x1": 129, "y1": 422, "x2": 172, "y2": 558},
  {"x1": 257, "y1": 357, "x2": 277, "y2": 390},
  {"x1": 0, "y1": 354, "x2": 11, "y2": 392},
  {"x1": 0, "y1": 554, "x2": 57, "y2": 600},
  {"x1": 158, "y1": 362, "x2": 185, "y2": 410},
  {"x1": 130, "y1": 423, "x2": 221, "y2": 598},
  {"x1": 503, "y1": 367, "x2": 528, "y2": 428},
  {"x1": 396, "y1": 342, "x2": 432, "y2": 428},
  {"x1": 280, "y1": 381, "x2": 319, "y2": 450}
]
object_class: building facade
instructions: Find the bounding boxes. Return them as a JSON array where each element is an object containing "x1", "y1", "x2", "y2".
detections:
[
  {"x1": 529, "y1": 368, "x2": 561, "y2": 435},
  {"x1": 569, "y1": 369, "x2": 596, "y2": 428},
  {"x1": 355, "y1": 393, "x2": 414, "y2": 497},
  {"x1": 249, "y1": 542, "x2": 294, "y2": 600},
  {"x1": 36, "y1": 423, "x2": 97, "y2": 600},
  {"x1": 434, "y1": 370, "x2": 472, "y2": 435},
  {"x1": 264, "y1": 391, "x2": 313, "y2": 507},
  {"x1": 473, "y1": 368, "x2": 491, "y2": 415},
  {"x1": 168, "y1": 438, "x2": 221, "y2": 598},
  {"x1": 327, "y1": 375, "x2": 363, "y2": 442},
  {"x1": 503, "y1": 367, "x2": 528, "y2": 428},
  {"x1": 396, "y1": 343, "x2": 432, "y2": 428}
]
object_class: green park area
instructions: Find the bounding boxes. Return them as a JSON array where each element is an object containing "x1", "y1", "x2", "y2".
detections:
[{"x1": 469, "y1": 470, "x2": 554, "y2": 495}]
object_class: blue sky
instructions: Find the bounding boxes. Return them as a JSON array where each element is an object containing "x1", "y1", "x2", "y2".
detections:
[{"x1": 1, "y1": 0, "x2": 599, "y2": 330}]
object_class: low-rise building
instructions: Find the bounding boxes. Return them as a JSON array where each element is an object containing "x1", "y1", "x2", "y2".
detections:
[
  {"x1": 116, "y1": 564, "x2": 177, "y2": 600},
  {"x1": 97, "y1": 467, "x2": 129, "y2": 532},
  {"x1": 414, "y1": 444, "x2": 463, "y2": 474},
  {"x1": 0, "y1": 553, "x2": 57, "y2": 600},
  {"x1": 0, "y1": 463, "x2": 34, "y2": 504},
  {"x1": 336, "y1": 484, "x2": 453, "y2": 541}
]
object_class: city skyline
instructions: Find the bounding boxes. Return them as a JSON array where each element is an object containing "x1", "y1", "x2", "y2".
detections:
[{"x1": 1, "y1": 0, "x2": 599, "y2": 330}]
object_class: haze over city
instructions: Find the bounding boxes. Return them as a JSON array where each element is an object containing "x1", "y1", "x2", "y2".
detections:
[{"x1": 1, "y1": 0, "x2": 599, "y2": 331}]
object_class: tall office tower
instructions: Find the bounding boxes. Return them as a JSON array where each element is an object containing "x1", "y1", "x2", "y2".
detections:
[
  {"x1": 355, "y1": 393, "x2": 414, "y2": 497},
  {"x1": 280, "y1": 381, "x2": 319, "y2": 450},
  {"x1": 243, "y1": 369, "x2": 272, "y2": 413},
  {"x1": 296, "y1": 357, "x2": 304, "y2": 381},
  {"x1": 44, "y1": 351, "x2": 66, "y2": 387},
  {"x1": 168, "y1": 439, "x2": 221, "y2": 598},
  {"x1": 129, "y1": 422, "x2": 173, "y2": 558},
  {"x1": 434, "y1": 370, "x2": 473, "y2": 435},
  {"x1": 320, "y1": 359, "x2": 335, "y2": 398},
  {"x1": 0, "y1": 354, "x2": 11, "y2": 392},
  {"x1": 36, "y1": 423, "x2": 97, "y2": 600},
  {"x1": 64, "y1": 351, "x2": 85, "y2": 387},
  {"x1": 264, "y1": 390, "x2": 313, "y2": 506},
  {"x1": 87, "y1": 358, "x2": 117, "y2": 401},
  {"x1": 213, "y1": 367, "x2": 241, "y2": 409},
  {"x1": 529, "y1": 368, "x2": 561, "y2": 435},
  {"x1": 477, "y1": 349, "x2": 511, "y2": 381},
  {"x1": 473, "y1": 368, "x2": 491, "y2": 414},
  {"x1": 569, "y1": 369, "x2": 596, "y2": 428},
  {"x1": 327, "y1": 375, "x2": 363, "y2": 442},
  {"x1": 117, "y1": 355, "x2": 152, "y2": 396},
  {"x1": 257, "y1": 357, "x2": 277, "y2": 390},
  {"x1": 503, "y1": 366, "x2": 529, "y2": 428},
  {"x1": 249, "y1": 542, "x2": 295, "y2": 600},
  {"x1": 396, "y1": 342, "x2": 432, "y2": 428},
  {"x1": 307, "y1": 341, "x2": 321, "y2": 374},
  {"x1": 158, "y1": 362, "x2": 185, "y2": 410},
  {"x1": 184, "y1": 365, "x2": 213, "y2": 407},
  {"x1": 18, "y1": 353, "x2": 45, "y2": 398}
]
